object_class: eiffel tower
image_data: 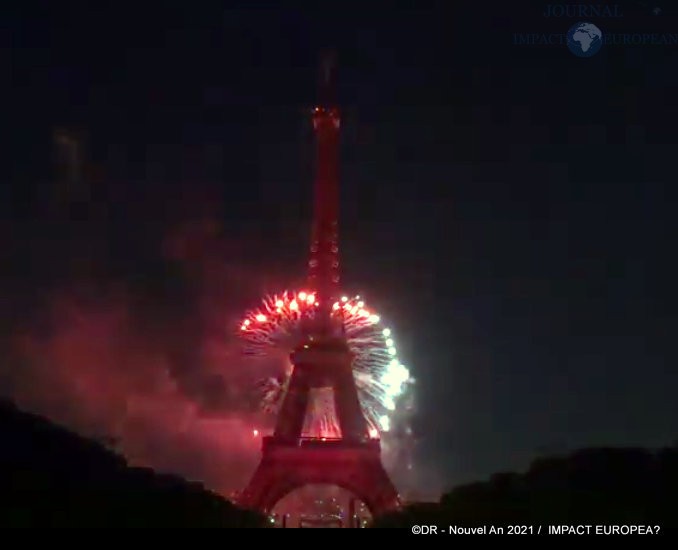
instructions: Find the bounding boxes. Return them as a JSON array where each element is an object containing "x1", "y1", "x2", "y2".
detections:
[{"x1": 238, "y1": 54, "x2": 400, "y2": 518}]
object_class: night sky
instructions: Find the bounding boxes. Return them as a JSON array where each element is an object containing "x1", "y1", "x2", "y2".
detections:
[{"x1": 2, "y1": 1, "x2": 678, "y2": 497}]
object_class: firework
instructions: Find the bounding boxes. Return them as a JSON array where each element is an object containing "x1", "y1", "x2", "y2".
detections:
[{"x1": 239, "y1": 291, "x2": 412, "y2": 438}]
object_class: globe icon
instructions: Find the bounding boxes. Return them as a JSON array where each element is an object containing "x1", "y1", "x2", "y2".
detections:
[{"x1": 566, "y1": 22, "x2": 603, "y2": 57}]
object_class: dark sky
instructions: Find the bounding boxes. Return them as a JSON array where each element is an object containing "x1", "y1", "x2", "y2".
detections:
[{"x1": 2, "y1": 1, "x2": 678, "y2": 495}]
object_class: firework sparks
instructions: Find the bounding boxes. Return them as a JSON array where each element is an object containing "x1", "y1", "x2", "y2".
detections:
[{"x1": 239, "y1": 291, "x2": 412, "y2": 438}]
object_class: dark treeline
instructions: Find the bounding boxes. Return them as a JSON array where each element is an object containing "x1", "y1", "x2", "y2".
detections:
[
  {"x1": 374, "y1": 446, "x2": 678, "y2": 528},
  {"x1": 2, "y1": 398, "x2": 677, "y2": 528},
  {"x1": 0, "y1": 401, "x2": 265, "y2": 527}
]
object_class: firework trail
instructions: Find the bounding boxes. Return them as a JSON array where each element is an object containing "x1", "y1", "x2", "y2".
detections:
[{"x1": 238, "y1": 290, "x2": 412, "y2": 438}]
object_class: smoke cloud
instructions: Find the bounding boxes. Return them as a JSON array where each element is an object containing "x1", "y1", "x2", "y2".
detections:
[{"x1": 0, "y1": 193, "x2": 283, "y2": 495}]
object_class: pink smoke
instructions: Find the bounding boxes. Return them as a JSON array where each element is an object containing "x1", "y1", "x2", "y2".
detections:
[{"x1": 3, "y1": 217, "x2": 274, "y2": 496}]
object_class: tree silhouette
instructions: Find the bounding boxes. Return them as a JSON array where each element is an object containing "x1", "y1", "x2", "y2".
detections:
[{"x1": 0, "y1": 400, "x2": 266, "y2": 527}]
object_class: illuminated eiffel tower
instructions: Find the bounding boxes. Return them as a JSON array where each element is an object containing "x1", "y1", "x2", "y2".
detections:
[{"x1": 238, "y1": 53, "x2": 400, "y2": 518}]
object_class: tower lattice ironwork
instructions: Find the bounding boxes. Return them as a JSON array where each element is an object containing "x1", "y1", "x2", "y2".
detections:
[{"x1": 238, "y1": 54, "x2": 400, "y2": 518}]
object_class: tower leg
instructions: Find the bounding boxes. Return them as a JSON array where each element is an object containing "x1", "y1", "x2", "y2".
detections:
[
  {"x1": 333, "y1": 367, "x2": 369, "y2": 441},
  {"x1": 273, "y1": 370, "x2": 308, "y2": 441}
]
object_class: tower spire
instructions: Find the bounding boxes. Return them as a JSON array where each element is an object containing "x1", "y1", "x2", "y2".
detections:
[{"x1": 318, "y1": 50, "x2": 337, "y2": 107}]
